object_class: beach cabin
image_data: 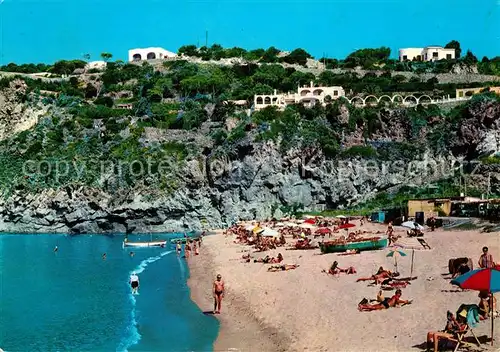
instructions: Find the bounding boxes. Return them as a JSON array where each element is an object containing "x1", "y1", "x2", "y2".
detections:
[
  {"x1": 407, "y1": 198, "x2": 452, "y2": 219},
  {"x1": 370, "y1": 211, "x2": 385, "y2": 223}
]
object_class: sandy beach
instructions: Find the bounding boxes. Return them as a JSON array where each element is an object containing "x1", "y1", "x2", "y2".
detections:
[{"x1": 188, "y1": 221, "x2": 500, "y2": 351}]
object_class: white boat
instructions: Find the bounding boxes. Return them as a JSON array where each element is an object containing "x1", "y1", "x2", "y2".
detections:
[{"x1": 123, "y1": 240, "x2": 166, "y2": 248}]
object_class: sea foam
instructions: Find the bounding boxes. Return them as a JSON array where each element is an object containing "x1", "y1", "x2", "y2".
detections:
[{"x1": 117, "y1": 250, "x2": 173, "y2": 351}]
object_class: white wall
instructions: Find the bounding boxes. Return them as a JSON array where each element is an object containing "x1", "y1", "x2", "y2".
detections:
[
  {"x1": 399, "y1": 48, "x2": 423, "y2": 61},
  {"x1": 422, "y1": 47, "x2": 455, "y2": 61},
  {"x1": 128, "y1": 47, "x2": 177, "y2": 62}
]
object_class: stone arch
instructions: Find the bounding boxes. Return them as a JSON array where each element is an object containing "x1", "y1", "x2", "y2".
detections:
[
  {"x1": 364, "y1": 95, "x2": 378, "y2": 105},
  {"x1": 272, "y1": 97, "x2": 278, "y2": 104},
  {"x1": 256, "y1": 97, "x2": 263, "y2": 104},
  {"x1": 403, "y1": 95, "x2": 418, "y2": 105},
  {"x1": 350, "y1": 96, "x2": 364, "y2": 106},
  {"x1": 324, "y1": 95, "x2": 332, "y2": 103},
  {"x1": 312, "y1": 89, "x2": 323, "y2": 96},
  {"x1": 147, "y1": 52, "x2": 156, "y2": 60},
  {"x1": 132, "y1": 53, "x2": 142, "y2": 61},
  {"x1": 392, "y1": 95, "x2": 404, "y2": 104},
  {"x1": 300, "y1": 89, "x2": 311, "y2": 96},
  {"x1": 378, "y1": 95, "x2": 392, "y2": 105},
  {"x1": 264, "y1": 96, "x2": 271, "y2": 104},
  {"x1": 417, "y1": 95, "x2": 432, "y2": 104}
]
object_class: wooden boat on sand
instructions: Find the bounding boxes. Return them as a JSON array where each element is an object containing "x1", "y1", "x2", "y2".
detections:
[{"x1": 319, "y1": 237, "x2": 388, "y2": 254}]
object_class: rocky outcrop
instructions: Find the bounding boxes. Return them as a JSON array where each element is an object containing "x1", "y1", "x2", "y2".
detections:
[{"x1": 0, "y1": 79, "x2": 48, "y2": 140}]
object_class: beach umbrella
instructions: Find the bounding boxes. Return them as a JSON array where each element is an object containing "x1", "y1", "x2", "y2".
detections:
[
  {"x1": 338, "y1": 223, "x2": 355, "y2": 229},
  {"x1": 261, "y1": 228, "x2": 279, "y2": 237},
  {"x1": 451, "y1": 266, "x2": 500, "y2": 345},
  {"x1": 315, "y1": 228, "x2": 331, "y2": 235},
  {"x1": 253, "y1": 227, "x2": 264, "y2": 234},
  {"x1": 299, "y1": 223, "x2": 316, "y2": 229},
  {"x1": 386, "y1": 249, "x2": 407, "y2": 273},
  {"x1": 401, "y1": 221, "x2": 424, "y2": 231},
  {"x1": 304, "y1": 218, "x2": 316, "y2": 224},
  {"x1": 335, "y1": 215, "x2": 347, "y2": 219}
]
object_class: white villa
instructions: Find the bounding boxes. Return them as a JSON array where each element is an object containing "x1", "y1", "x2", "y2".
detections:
[
  {"x1": 128, "y1": 47, "x2": 177, "y2": 62},
  {"x1": 254, "y1": 82, "x2": 345, "y2": 111},
  {"x1": 399, "y1": 46, "x2": 456, "y2": 62}
]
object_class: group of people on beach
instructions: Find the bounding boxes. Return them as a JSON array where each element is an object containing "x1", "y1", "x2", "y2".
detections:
[{"x1": 176, "y1": 237, "x2": 202, "y2": 258}]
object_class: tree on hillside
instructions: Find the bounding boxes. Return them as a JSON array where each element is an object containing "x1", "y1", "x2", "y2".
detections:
[
  {"x1": 463, "y1": 50, "x2": 478, "y2": 65},
  {"x1": 344, "y1": 47, "x2": 391, "y2": 69},
  {"x1": 82, "y1": 54, "x2": 91, "y2": 62},
  {"x1": 260, "y1": 47, "x2": 280, "y2": 63},
  {"x1": 282, "y1": 48, "x2": 312, "y2": 66},
  {"x1": 178, "y1": 45, "x2": 199, "y2": 57},
  {"x1": 444, "y1": 40, "x2": 461, "y2": 58},
  {"x1": 100, "y1": 52, "x2": 113, "y2": 62}
]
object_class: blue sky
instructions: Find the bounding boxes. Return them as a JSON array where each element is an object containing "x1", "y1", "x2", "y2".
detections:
[{"x1": 0, "y1": 0, "x2": 498, "y2": 64}]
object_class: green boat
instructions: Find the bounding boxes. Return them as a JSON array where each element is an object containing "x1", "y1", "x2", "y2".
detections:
[
  {"x1": 170, "y1": 237, "x2": 200, "y2": 244},
  {"x1": 319, "y1": 237, "x2": 388, "y2": 254}
]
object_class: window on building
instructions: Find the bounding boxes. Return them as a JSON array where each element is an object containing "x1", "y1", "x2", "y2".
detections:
[
  {"x1": 446, "y1": 54, "x2": 452, "y2": 60},
  {"x1": 459, "y1": 91, "x2": 464, "y2": 97},
  {"x1": 432, "y1": 52, "x2": 438, "y2": 58},
  {"x1": 425, "y1": 54, "x2": 428, "y2": 60},
  {"x1": 416, "y1": 55, "x2": 421, "y2": 61},
  {"x1": 402, "y1": 55, "x2": 408, "y2": 61},
  {"x1": 333, "y1": 90, "x2": 338, "y2": 96}
]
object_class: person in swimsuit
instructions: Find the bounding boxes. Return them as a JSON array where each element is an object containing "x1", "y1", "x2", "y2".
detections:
[
  {"x1": 176, "y1": 241, "x2": 182, "y2": 256},
  {"x1": 426, "y1": 311, "x2": 465, "y2": 352},
  {"x1": 54, "y1": 245, "x2": 58, "y2": 253},
  {"x1": 129, "y1": 272, "x2": 140, "y2": 294},
  {"x1": 213, "y1": 274, "x2": 224, "y2": 314},
  {"x1": 356, "y1": 267, "x2": 394, "y2": 284},
  {"x1": 358, "y1": 289, "x2": 411, "y2": 311},
  {"x1": 185, "y1": 241, "x2": 191, "y2": 259},
  {"x1": 193, "y1": 241, "x2": 199, "y2": 255}
]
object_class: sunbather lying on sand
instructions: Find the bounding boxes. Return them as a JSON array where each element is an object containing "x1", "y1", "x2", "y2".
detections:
[
  {"x1": 356, "y1": 267, "x2": 399, "y2": 284},
  {"x1": 380, "y1": 278, "x2": 411, "y2": 289},
  {"x1": 322, "y1": 261, "x2": 356, "y2": 275},
  {"x1": 254, "y1": 253, "x2": 283, "y2": 264},
  {"x1": 358, "y1": 289, "x2": 412, "y2": 311},
  {"x1": 268, "y1": 264, "x2": 299, "y2": 272},
  {"x1": 338, "y1": 249, "x2": 361, "y2": 256}
]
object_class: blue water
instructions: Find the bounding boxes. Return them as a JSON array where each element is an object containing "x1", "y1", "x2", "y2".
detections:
[{"x1": 0, "y1": 234, "x2": 219, "y2": 351}]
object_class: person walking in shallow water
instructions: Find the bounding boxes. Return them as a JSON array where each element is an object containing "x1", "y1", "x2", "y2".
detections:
[{"x1": 213, "y1": 274, "x2": 225, "y2": 314}]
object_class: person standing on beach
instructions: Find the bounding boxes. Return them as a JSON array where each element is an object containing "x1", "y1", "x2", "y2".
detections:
[
  {"x1": 185, "y1": 241, "x2": 191, "y2": 259},
  {"x1": 176, "y1": 241, "x2": 182, "y2": 256},
  {"x1": 479, "y1": 246, "x2": 495, "y2": 268},
  {"x1": 193, "y1": 240, "x2": 199, "y2": 255},
  {"x1": 213, "y1": 274, "x2": 225, "y2": 314}
]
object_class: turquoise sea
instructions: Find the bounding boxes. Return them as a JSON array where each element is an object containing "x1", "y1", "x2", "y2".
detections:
[{"x1": 0, "y1": 234, "x2": 219, "y2": 351}]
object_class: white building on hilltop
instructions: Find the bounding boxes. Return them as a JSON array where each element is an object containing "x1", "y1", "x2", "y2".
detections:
[
  {"x1": 399, "y1": 46, "x2": 456, "y2": 62},
  {"x1": 254, "y1": 82, "x2": 345, "y2": 111},
  {"x1": 128, "y1": 47, "x2": 177, "y2": 62}
]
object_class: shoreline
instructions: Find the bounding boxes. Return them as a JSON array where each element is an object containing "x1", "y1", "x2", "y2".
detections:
[{"x1": 187, "y1": 234, "x2": 289, "y2": 351}]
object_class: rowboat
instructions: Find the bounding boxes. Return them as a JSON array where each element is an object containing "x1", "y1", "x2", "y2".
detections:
[
  {"x1": 319, "y1": 237, "x2": 388, "y2": 253},
  {"x1": 123, "y1": 240, "x2": 167, "y2": 248}
]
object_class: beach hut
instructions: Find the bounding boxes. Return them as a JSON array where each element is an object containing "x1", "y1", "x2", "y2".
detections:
[{"x1": 370, "y1": 211, "x2": 385, "y2": 223}]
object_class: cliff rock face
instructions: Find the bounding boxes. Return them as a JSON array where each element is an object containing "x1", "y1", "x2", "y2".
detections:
[
  {"x1": 0, "y1": 79, "x2": 48, "y2": 140},
  {"x1": 0, "y1": 89, "x2": 498, "y2": 233},
  {"x1": 0, "y1": 139, "x2": 457, "y2": 234}
]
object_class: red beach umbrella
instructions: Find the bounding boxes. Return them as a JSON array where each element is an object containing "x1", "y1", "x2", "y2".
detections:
[
  {"x1": 304, "y1": 218, "x2": 316, "y2": 224},
  {"x1": 451, "y1": 265, "x2": 500, "y2": 345},
  {"x1": 338, "y1": 223, "x2": 355, "y2": 229},
  {"x1": 315, "y1": 228, "x2": 331, "y2": 234}
]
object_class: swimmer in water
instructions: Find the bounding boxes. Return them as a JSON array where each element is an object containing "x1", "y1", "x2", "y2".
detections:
[
  {"x1": 130, "y1": 251, "x2": 134, "y2": 257},
  {"x1": 54, "y1": 246, "x2": 58, "y2": 253},
  {"x1": 102, "y1": 253, "x2": 106, "y2": 260},
  {"x1": 130, "y1": 272, "x2": 139, "y2": 294}
]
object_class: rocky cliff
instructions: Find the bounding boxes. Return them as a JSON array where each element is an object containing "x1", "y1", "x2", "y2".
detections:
[{"x1": 0, "y1": 78, "x2": 499, "y2": 234}]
